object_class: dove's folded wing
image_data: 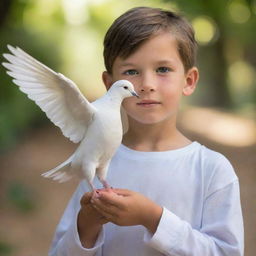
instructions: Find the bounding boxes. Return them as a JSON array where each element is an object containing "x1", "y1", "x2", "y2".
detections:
[
  {"x1": 121, "y1": 107, "x2": 129, "y2": 134},
  {"x1": 2, "y1": 45, "x2": 96, "y2": 143}
]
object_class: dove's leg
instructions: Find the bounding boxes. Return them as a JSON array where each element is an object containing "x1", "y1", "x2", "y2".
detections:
[
  {"x1": 82, "y1": 162, "x2": 99, "y2": 197},
  {"x1": 88, "y1": 181, "x2": 96, "y2": 192},
  {"x1": 88, "y1": 181, "x2": 101, "y2": 199},
  {"x1": 100, "y1": 179, "x2": 111, "y2": 190},
  {"x1": 85, "y1": 178, "x2": 101, "y2": 198},
  {"x1": 96, "y1": 161, "x2": 111, "y2": 190}
]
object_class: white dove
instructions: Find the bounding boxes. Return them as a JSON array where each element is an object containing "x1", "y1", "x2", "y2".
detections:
[{"x1": 2, "y1": 45, "x2": 138, "y2": 191}]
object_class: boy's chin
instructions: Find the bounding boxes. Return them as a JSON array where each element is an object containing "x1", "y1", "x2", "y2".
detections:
[
  {"x1": 133, "y1": 117, "x2": 167, "y2": 125},
  {"x1": 140, "y1": 120, "x2": 160, "y2": 125}
]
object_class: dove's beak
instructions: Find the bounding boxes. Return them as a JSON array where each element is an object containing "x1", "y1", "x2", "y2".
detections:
[{"x1": 131, "y1": 91, "x2": 139, "y2": 98}]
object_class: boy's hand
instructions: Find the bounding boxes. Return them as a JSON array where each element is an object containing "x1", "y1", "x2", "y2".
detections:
[
  {"x1": 77, "y1": 191, "x2": 108, "y2": 248},
  {"x1": 91, "y1": 189, "x2": 163, "y2": 234}
]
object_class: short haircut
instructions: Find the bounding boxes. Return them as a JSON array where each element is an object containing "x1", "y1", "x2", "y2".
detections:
[{"x1": 103, "y1": 6, "x2": 197, "y2": 74}]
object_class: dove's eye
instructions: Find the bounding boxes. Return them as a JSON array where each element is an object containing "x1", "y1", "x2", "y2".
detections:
[{"x1": 124, "y1": 86, "x2": 128, "y2": 90}]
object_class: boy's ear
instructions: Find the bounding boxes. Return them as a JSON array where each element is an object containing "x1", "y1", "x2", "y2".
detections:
[
  {"x1": 102, "y1": 71, "x2": 113, "y2": 90},
  {"x1": 183, "y1": 67, "x2": 199, "y2": 96}
]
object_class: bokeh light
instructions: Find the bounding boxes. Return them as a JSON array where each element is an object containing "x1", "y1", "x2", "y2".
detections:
[
  {"x1": 23, "y1": 0, "x2": 60, "y2": 29},
  {"x1": 228, "y1": 0, "x2": 251, "y2": 23},
  {"x1": 62, "y1": 0, "x2": 88, "y2": 25},
  {"x1": 192, "y1": 16, "x2": 218, "y2": 45},
  {"x1": 228, "y1": 60, "x2": 255, "y2": 92}
]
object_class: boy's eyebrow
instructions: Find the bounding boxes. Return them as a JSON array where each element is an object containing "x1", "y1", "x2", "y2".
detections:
[
  {"x1": 156, "y1": 60, "x2": 176, "y2": 65},
  {"x1": 119, "y1": 63, "x2": 136, "y2": 68},
  {"x1": 117, "y1": 59, "x2": 177, "y2": 69},
  {"x1": 119, "y1": 60, "x2": 175, "y2": 66}
]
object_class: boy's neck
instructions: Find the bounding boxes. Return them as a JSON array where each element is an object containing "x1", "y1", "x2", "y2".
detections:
[{"x1": 122, "y1": 118, "x2": 191, "y2": 152}]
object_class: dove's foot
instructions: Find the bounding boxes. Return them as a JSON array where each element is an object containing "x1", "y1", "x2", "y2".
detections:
[
  {"x1": 92, "y1": 189, "x2": 101, "y2": 199},
  {"x1": 100, "y1": 179, "x2": 112, "y2": 191},
  {"x1": 88, "y1": 181, "x2": 96, "y2": 192},
  {"x1": 88, "y1": 181, "x2": 101, "y2": 198}
]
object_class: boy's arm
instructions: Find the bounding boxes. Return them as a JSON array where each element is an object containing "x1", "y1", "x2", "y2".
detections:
[
  {"x1": 48, "y1": 182, "x2": 105, "y2": 256},
  {"x1": 144, "y1": 180, "x2": 243, "y2": 256},
  {"x1": 77, "y1": 192, "x2": 108, "y2": 248}
]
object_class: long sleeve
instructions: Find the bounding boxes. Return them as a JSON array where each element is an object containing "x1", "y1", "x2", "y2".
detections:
[
  {"x1": 48, "y1": 181, "x2": 104, "y2": 256},
  {"x1": 144, "y1": 180, "x2": 244, "y2": 256}
]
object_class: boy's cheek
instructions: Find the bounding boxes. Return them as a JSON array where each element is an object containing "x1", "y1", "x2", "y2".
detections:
[{"x1": 122, "y1": 96, "x2": 137, "y2": 108}]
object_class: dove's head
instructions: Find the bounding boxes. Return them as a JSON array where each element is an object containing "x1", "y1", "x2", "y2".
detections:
[{"x1": 110, "y1": 80, "x2": 139, "y2": 99}]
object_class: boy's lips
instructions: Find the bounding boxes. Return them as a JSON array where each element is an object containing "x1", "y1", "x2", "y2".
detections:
[{"x1": 136, "y1": 100, "x2": 161, "y2": 107}]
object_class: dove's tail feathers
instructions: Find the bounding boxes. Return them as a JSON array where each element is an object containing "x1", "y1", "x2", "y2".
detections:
[{"x1": 41, "y1": 154, "x2": 74, "y2": 183}]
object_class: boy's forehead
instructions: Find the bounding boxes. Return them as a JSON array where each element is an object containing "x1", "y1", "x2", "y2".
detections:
[{"x1": 112, "y1": 33, "x2": 181, "y2": 68}]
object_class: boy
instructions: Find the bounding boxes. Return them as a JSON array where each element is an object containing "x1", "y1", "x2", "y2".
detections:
[{"x1": 49, "y1": 7, "x2": 244, "y2": 256}]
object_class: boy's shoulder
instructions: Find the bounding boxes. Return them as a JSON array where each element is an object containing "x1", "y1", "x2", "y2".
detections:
[
  {"x1": 197, "y1": 143, "x2": 231, "y2": 166},
  {"x1": 197, "y1": 143, "x2": 238, "y2": 197}
]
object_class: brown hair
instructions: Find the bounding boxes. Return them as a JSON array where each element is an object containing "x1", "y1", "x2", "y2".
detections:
[{"x1": 103, "y1": 6, "x2": 197, "y2": 73}]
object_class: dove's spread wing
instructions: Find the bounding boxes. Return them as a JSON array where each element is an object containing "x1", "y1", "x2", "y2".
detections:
[{"x1": 2, "y1": 45, "x2": 96, "y2": 143}]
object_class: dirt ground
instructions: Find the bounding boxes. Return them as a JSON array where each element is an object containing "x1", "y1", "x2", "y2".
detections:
[{"x1": 0, "y1": 108, "x2": 255, "y2": 256}]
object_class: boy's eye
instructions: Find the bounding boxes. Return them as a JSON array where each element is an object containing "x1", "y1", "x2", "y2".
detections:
[
  {"x1": 156, "y1": 67, "x2": 171, "y2": 73},
  {"x1": 123, "y1": 69, "x2": 139, "y2": 76}
]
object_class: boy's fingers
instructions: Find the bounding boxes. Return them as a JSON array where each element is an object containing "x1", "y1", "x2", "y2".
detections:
[
  {"x1": 92, "y1": 198, "x2": 118, "y2": 218},
  {"x1": 112, "y1": 188, "x2": 132, "y2": 196},
  {"x1": 97, "y1": 190, "x2": 125, "y2": 207},
  {"x1": 80, "y1": 192, "x2": 93, "y2": 205},
  {"x1": 91, "y1": 199, "x2": 117, "y2": 215},
  {"x1": 98, "y1": 210, "x2": 114, "y2": 222}
]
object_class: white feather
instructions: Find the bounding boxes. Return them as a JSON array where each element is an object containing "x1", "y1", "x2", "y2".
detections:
[{"x1": 3, "y1": 45, "x2": 96, "y2": 143}]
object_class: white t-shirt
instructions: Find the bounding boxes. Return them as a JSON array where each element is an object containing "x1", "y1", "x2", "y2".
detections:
[{"x1": 49, "y1": 142, "x2": 244, "y2": 256}]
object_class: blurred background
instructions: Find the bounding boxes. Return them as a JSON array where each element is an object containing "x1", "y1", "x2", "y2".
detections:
[{"x1": 0, "y1": 0, "x2": 255, "y2": 255}]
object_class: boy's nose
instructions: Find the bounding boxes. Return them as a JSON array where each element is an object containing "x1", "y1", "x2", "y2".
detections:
[
  {"x1": 140, "y1": 88, "x2": 155, "y2": 92},
  {"x1": 139, "y1": 75, "x2": 156, "y2": 93}
]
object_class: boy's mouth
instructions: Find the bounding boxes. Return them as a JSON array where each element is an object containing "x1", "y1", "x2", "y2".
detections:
[{"x1": 136, "y1": 100, "x2": 161, "y2": 106}]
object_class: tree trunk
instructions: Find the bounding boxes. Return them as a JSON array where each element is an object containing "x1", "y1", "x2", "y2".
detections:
[
  {"x1": 210, "y1": 31, "x2": 233, "y2": 108},
  {"x1": 0, "y1": 0, "x2": 12, "y2": 27}
]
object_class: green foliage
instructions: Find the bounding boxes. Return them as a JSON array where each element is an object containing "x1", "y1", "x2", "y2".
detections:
[
  {"x1": 0, "y1": 241, "x2": 14, "y2": 256},
  {"x1": 6, "y1": 182, "x2": 37, "y2": 213}
]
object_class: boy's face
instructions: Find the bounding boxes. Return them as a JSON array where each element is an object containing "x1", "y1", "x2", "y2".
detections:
[{"x1": 103, "y1": 32, "x2": 198, "y2": 126}]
